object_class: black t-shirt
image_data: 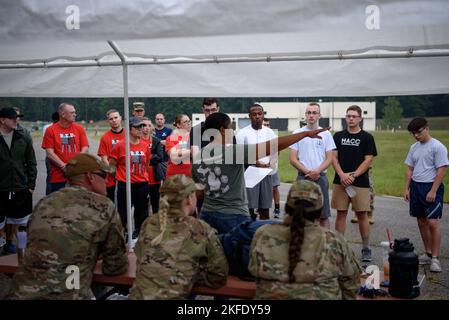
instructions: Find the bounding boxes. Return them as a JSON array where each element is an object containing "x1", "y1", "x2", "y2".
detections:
[{"x1": 333, "y1": 129, "x2": 377, "y2": 188}]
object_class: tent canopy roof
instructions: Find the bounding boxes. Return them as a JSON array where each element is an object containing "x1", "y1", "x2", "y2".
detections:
[{"x1": 1, "y1": 0, "x2": 449, "y2": 97}]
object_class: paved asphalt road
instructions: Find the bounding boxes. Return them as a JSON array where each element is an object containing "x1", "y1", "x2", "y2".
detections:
[{"x1": 4, "y1": 135, "x2": 447, "y2": 300}]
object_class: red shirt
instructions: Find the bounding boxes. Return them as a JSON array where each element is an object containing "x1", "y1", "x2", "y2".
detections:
[
  {"x1": 97, "y1": 129, "x2": 126, "y2": 187},
  {"x1": 165, "y1": 132, "x2": 191, "y2": 178},
  {"x1": 109, "y1": 140, "x2": 151, "y2": 183},
  {"x1": 42, "y1": 122, "x2": 89, "y2": 183}
]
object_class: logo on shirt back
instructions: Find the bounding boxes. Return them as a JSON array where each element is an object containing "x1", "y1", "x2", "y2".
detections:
[
  {"x1": 341, "y1": 138, "x2": 361, "y2": 146},
  {"x1": 60, "y1": 133, "x2": 77, "y2": 153}
]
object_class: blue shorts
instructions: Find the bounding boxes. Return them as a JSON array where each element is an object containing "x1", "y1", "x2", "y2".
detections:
[{"x1": 409, "y1": 180, "x2": 444, "y2": 219}]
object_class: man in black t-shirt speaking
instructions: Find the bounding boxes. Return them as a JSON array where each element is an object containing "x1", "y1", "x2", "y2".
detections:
[{"x1": 331, "y1": 105, "x2": 377, "y2": 262}]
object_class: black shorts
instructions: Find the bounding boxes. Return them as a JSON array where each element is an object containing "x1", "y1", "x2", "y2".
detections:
[{"x1": 0, "y1": 189, "x2": 33, "y2": 225}]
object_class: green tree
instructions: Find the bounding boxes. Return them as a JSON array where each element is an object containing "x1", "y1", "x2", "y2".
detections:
[{"x1": 383, "y1": 97, "x2": 403, "y2": 130}]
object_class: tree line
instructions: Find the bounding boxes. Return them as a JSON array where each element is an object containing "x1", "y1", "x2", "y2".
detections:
[{"x1": 0, "y1": 95, "x2": 448, "y2": 124}]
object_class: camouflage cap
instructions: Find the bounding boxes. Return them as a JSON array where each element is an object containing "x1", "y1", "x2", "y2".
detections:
[
  {"x1": 65, "y1": 153, "x2": 112, "y2": 178},
  {"x1": 286, "y1": 180, "x2": 323, "y2": 212},
  {"x1": 160, "y1": 174, "x2": 204, "y2": 202},
  {"x1": 133, "y1": 102, "x2": 145, "y2": 110}
]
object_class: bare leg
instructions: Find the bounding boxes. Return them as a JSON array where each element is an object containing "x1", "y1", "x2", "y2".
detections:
[
  {"x1": 417, "y1": 217, "x2": 432, "y2": 254},
  {"x1": 273, "y1": 186, "x2": 280, "y2": 207},
  {"x1": 320, "y1": 218, "x2": 330, "y2": 229},
  {"x1": 335, "y1": 210, "x2": 348, "y2": 234},
  {"x1": 258, "y1": 208, "x2": 270, "y2": 220},
  {"x1": 356, "y1": 211, "x2": 370, "y2": 248},
  {"x1": 427, "y1": 219, "x2": 441, "y2": 257}
]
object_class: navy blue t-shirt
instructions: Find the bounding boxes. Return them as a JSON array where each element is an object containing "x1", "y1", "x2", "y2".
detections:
[
  {"x1": 154, "y1": 126, "x2": 172, "y2": 141},
  {"x1": 154, "y1": 127, "x2": 172, "y2": 162},
  {"x1": 333, "y1": 129, "x2": 377, "y2": 188}
]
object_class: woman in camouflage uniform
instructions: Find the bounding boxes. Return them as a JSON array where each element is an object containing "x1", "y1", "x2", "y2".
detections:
[
  {"x1": 129, "y1": 174, "x2": 228, "y2": 299},
  {"x1": 248, "y1": 180, "x2": 361, "y2": 299}
]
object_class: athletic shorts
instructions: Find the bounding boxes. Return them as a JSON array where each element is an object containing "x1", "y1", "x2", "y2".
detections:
[
  {"x1": 0, "y1": 189, "x2": 33, "y2": 226},
  {"x1": 246, "y1": 175, "x2": 273, "y2": 209},
  {"x1": 409, "y1": 180, "x2": 444, "y2": 219},
  {"x1": 331, "y1": 184, "x2": 370, "y2": 212},
  {"x1": 271, "y1": 172, "x2": 280, "y2": 187}
]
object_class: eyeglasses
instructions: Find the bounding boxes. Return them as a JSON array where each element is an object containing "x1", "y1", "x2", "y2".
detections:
[
  {"x1": 203, "y1": 107, "x2": 218, "y2": 113},
  {"x1": 306, "y1": 111, "x2": 319, "y2": 115},
  {"x1": 92, "y1": 171, "x2": 107, "y2": 179},
  {"x1": 263, "y1": 123, "x2": 270, "y2": 127},
  {"x1": 346, "y1": 114, "x2": 360, "y2": 119},
  {"x1": 181, "y1": 120, "x2": 191, "y2": 124},
  {"x1": 411, "y1": 127, "x2": 427, "y2": 135}
]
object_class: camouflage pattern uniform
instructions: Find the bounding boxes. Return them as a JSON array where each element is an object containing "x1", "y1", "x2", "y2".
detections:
[
  {"x1": 129, "y1": 175, "x2": 228, "y2": 300},
  {"x1": 8, "y1": 186, "x2": 128, "y2": 299},
  {"x1": 248, "y1": 180, "x2": 361, "y2": 300}
]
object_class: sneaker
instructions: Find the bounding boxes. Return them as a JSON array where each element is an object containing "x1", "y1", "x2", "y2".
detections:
[
  {"x1": 418, "y1": 254, "x2": 432, "y2": 265},
  {"x1": 350, "y1": 216, "x2": 358, "y2": 223},
  {"x1": 430, "y1": 258, "x2": 442, "y2": 273},
  {"x1": 361, "y1": 248, "x2": 372, "y2": 262},
  {"x1": 3, "y1": 241, "x2": 17, "y2": 255},
  {"x1": 273, "y1": 209, "x2": 280, "y2": 219}
]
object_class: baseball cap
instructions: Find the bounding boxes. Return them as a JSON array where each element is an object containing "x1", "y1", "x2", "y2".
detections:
[
  {"x1": 0, "y1": 107, "x2": 24, "y2": 119},
  {"x1": 129, "y1": 116, "x2": 144, "y2": 128},
  {"x1": 65, "y1": 153, "x2": 111, "y2": 178},
  {"x1": 160, "y1": 174, "x2": 204, "y2": 202},
  {"x1": 286, "y1": 180, "x2": 323, "y2": 212},
  {"x1": 133, "y1": 102, "x2": 145, "y2": 111}
]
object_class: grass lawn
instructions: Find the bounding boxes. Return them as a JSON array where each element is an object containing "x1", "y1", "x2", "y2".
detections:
[{"x1": 278, "y1": 130, "x2": 449, "y2": 202}]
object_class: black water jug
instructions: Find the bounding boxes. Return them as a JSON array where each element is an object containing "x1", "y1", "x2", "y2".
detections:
[{"x1": 388, "y1": 238, "x2": 420, "y2": 299}]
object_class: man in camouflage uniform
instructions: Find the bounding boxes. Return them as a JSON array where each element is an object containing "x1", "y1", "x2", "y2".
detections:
[
  {"x1": 248, "y1": 180, "x2": 361, "y2": 299},
  {"x1": 129, "y1": 174, "x2": 228, "y2": 300},
  {"x1": 8, "y1": 153, "x2": 128, "y2": 300}
]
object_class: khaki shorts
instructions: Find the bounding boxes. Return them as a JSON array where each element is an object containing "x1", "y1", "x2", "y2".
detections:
[{"x1": 331, "y1": 184, "x2": 370, "y2": 212}]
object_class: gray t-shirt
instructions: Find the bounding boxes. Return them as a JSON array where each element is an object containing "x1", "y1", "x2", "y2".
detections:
[
  {"x1": 405, "y1": 138, "x2": 449, "y2": 183},
  {"x1": 192, "y1": 143, "x2": 255, "y2": 216},
  {"x1": 1, "y1": 130, "x2": 14, "y2": 149}
]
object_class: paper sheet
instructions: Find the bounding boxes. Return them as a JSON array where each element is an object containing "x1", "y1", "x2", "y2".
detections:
[{"x1": 244, "y1": 166, "x2": 273, "y2": 188}]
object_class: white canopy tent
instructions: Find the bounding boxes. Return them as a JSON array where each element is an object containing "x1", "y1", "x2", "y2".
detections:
[{"x1": 1, "y1": 0, "x2": 449, "y2": 247}]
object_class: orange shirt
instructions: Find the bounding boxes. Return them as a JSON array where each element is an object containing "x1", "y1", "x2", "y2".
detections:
[
  {"x1": 97, "y1": 129, "x2": 126, "y2": 187},
  {"x1": 42, "y1": 122, "x2": 89, "y2": 183},
  {"x1": 165, "y1": 132, "x2": 191, "y2": 178},
  {"x1": 109, "y1": 140, "x2": 151, "y2": 183}
]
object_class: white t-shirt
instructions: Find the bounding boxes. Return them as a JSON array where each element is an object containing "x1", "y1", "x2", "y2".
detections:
[
  {"x1": 405, "y1": 138, "x2": 449, "y2": 183},
  {"x1": 236, "y1": 125, "x2": 276, "y2": 166},
  {"x1": 289, "y1": 126, "x2": 336, "y2": 172}
]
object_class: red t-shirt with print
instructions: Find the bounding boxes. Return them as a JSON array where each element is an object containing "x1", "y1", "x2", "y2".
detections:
[
  {"x1": 165, "y1": 132, "x2": 191, "y2": 178},
  {"x1": 97, "y1": 129, "x2": 126, "y2": 187},
  {"x1": 42, "y1": 122, "x2": 89, "y2": 183},
  {"x1": 109, "y1": 140, "x2": 151, "y2": 183}
]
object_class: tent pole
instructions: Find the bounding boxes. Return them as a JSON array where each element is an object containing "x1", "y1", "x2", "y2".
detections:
[
  {"x1": 2, "y1": 48, "x2": 449, "y2": 69},
  {"x1": 108, "y1": 41, "x2": 133, "y2": 251}
]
